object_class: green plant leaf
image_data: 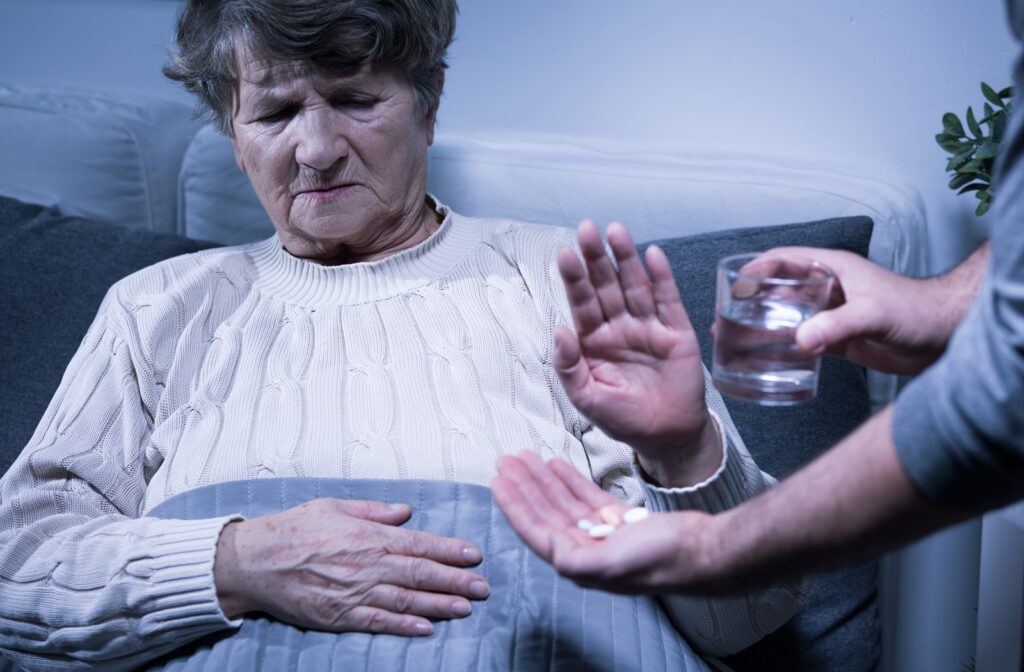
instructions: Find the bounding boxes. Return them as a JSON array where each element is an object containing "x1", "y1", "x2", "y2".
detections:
[
  {"x1": 959, "y1": 159, "x2": 984, "y2": 173},
  {"x1": 947, "y1": 151, "x2": 974, "y2": 171},
  {"x1": 975, "y1": 140, "x2": 999, "y2": 160},
  {"x1": 957, "y1": 183, "x2": 986, "y2": 194},
  {"x1": 946, "y1": 148, "x2": 976, "y2": 170},
  {"x1": 984, "y1": 103, "x2": 995, "y2": 122},
  {"x1": 935, "y1": 132, "x2": 963, "y2": 147},
  {"x1": 949, "y1": 173, "x2": 975, "y2": 189},
  {"x1": 982, "y1": 82, "x2": 1004, "y2": 108},
  {"x1": 943, "y1": 112, "x2": 966, "y2": 137},
  {"x1": 977, "y1": 200, "x2": 992, "y2": 216},
  {"x1": 977, "y1": 189, "x2": 992, "y2": 201},
  {"x1": 999, "y1": 86, "x2": 1013, "y2": 99},
  {"x1": 967, "y1": 107, "x2": 983, "y2": 138},
  {"x1": 993, "y1": 112, "x2": 1007, "y2": 142}
]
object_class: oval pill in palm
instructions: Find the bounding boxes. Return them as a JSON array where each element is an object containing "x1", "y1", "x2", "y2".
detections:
[
  {"x1": 588, "y1": 523, "x2": 616, "y2": 539},
  {"x1": 598, "y1": 505, "x2": 622, "y2": 526},
  {"x1": 577, "y1": 518, "x2": 595, "y2": 531},
  {"x1": 622, "y1": 507, "x2": 649, "y2": 524}
]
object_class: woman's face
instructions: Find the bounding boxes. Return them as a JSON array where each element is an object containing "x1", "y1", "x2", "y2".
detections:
[{"x1": 230, "y1": 49, "x2": 438, "y2": 263}]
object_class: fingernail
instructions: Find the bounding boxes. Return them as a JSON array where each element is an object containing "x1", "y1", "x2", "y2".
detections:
[
  {"x1": 414, "y1": 621, "x2": 433, "y2": 636},
  {"x1": 462, "y1": 546, "x2": 482, "y2": 563},
  {"x1": 388, "y1": 503, "x2": 410, "y2": 511},
  {"x1": 732, "y1": 277, "x2": 759, "y2": 299},
  {"x1": 452, "y1": 599, "x2": 472, "y2": 617},
  {"x1": 469, "y1": 580, "x2": 490, "y2": 598}
]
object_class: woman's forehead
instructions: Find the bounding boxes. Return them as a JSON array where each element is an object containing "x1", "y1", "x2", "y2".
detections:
[
  {"x1": 236, "y1": 61, "x2": 378, "y2": 101},
  {"x1": 234, "y1": 41, "x2": 363, "y2": 88}
]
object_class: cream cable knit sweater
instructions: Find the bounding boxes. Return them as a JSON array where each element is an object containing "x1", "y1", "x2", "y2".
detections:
[{"x1": 0, "y1": 204, "x2": 804, "y2": 670}]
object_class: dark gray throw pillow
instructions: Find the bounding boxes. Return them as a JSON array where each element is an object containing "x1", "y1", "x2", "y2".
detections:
[
  {"x1": 0, "y1": 196, "x2": 219, "y2": 475},
  {"x1": 641, "y1": 216, "x2": 879, "y2": 672}
]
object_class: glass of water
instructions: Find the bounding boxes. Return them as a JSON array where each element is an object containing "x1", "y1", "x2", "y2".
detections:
[{"x1": 712, "y1": 252, "x2": 835, "y2": 406}]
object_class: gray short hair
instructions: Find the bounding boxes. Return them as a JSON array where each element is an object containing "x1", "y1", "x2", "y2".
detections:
[{"x1": 163, "y1": 0, "x2": 457, "y2": 135}]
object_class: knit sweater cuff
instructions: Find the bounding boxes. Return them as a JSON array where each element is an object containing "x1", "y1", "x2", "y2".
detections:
[
  {"x1": 135, "y1": 514, "x2": 246, "y2": 638},
  {"x1": 639, "y1": 411, "x2": 767, "y2": 514}
]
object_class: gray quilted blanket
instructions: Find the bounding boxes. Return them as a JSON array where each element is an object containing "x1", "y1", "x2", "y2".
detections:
[{"x1": 140, "y1": 478, "x2": 711, "y2": 672}]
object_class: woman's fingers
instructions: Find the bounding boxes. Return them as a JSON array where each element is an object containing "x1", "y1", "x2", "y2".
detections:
[
  {"x1": 552, "y1": 325, "x2": 590, "y2": 401},
  {"x1": 558, "y1": 245, "x2": 605, "y2": 335},
  {"x1": 379, "y1": 554, "x2": 490, "y2": 600},
  {"x1": 561, "y1": 222, "x2": 685, "y2": 335},
  {"x1": 606, "y1": 222, "x2": 655, "y2": 318},
  {"x1": 383, "y1": 527, "x2": 484, "y2": 568},
  {"x1": 328, "y1": 498, "x2": 412, "y2": 525},
  {"x1": 341, "y1": 605, "x2": 435, "y2": 636},
  {"x1": 645, "y1": 245, "x2": 694, "y2": 333},
  {"x1": 365, "y1": 583, "x2": 475, "y2": 621},
  {"x1": 577, "y1": 219, "x2": 628, "y2": 321}
]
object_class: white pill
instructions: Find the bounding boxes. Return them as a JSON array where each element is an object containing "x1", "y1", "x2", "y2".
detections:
[
  {"x1": 623, "y1": 507, "x2": 649, "y2": 524},
  {"x1": 576, "y1": 518, "x2": 595, "y2": 531},
  {"x1": 588, "y1": 523, "x2": 616, "y2": 539}
]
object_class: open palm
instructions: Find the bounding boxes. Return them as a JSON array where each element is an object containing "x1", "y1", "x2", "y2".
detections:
[{"x1": 555, "y1": 220, "x2": 708, "y2": 456}]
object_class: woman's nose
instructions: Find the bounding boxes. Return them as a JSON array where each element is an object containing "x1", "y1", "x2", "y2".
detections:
[{"x1": 294, "y1": 108, "x2": 349, "y2": 171}]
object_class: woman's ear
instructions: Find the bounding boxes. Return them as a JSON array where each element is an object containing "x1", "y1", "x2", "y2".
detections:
[
  {"x1": 229, "y1": 132, "x2": 247, "y2": 174},
  {"x1": 425, "y1": 70, "x2": 445, "y2": 146}
]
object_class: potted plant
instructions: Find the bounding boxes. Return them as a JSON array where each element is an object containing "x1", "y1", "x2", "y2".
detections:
[{"x1": 935, "y1": 82, "x2": 1014, "y2": 216}]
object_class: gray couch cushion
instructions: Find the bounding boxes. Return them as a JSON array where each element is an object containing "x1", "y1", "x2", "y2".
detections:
[
  {"x1": 0, "y1": 87, "x2": 200, "y2": 234},
  {"x1": 0, "y1": 196, "x2": 218, "y2": 474},
  {"x1": 177, "y1": 124, "x2": 273, "y2": 243}
]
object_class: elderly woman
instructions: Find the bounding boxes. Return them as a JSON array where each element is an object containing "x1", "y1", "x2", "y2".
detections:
[{"x1": 0, "y1": 1, "x2": 805, "y2": 670}]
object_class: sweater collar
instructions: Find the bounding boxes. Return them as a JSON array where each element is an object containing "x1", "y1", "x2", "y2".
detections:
[{"x1": 248, "y1": 198, "x2": 480, "y2": 306}]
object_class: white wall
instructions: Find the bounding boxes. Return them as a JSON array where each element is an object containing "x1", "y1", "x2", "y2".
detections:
[
  {"x1": 0, "y1": 0, "x2": 1015, "y2": 271},
  {"x1": 0, "y1": 1, "x2": 1018, "y2": 670},
  {"x1": 443, "y1": 0, "x2": 1018, "y2": 275}
]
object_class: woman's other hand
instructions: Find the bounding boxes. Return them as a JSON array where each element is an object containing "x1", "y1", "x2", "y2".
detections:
[
  {"x1": 556, "y1": 220, "x2": 720, "y2": 486},
  {"x1": 213, "y1": 498, "x2": 490, "y2": 636}
]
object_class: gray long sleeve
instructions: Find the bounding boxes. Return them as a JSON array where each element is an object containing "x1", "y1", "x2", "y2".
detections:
[{"x1": 892, "y1": 3, "x2": 1024, "y2": 509}]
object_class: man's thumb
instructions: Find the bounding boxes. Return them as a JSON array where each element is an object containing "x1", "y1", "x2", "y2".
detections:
[{"x1": 796, "y1": 309, "x2": 860, "y2": 355}]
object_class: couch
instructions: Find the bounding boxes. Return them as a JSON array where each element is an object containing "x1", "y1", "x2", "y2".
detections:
[{"x1": 0, "y1": 85, "x2": 927, "y2": 671}]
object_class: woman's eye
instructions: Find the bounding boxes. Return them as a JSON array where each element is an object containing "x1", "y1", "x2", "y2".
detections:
[
  {"x1": 257, "y1": 107, "x2": 296, "y2": 124},
  {"x1": 338, "y1": 97, "x2": 376, "y2": 110}
]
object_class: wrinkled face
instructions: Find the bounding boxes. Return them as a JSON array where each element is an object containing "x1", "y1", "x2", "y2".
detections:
[{"x1": 230, "y1": 49, "x2": 438, "y2": 263}]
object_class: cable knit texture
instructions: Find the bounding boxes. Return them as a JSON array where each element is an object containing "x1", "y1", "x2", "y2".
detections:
[{"x1": 0, "y1": 202, "x2": 803, "y2": 670}]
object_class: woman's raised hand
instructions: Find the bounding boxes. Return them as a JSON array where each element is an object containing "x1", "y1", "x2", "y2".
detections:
[
  {"x1": 213, "y1": 498, "x2": 489, "y2": 636},
  {"x1": 556, "y1": 220, "x2": 719, "y2": 486}
]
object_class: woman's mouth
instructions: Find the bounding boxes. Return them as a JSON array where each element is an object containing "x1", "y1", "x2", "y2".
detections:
[{"x1": 297, "y1": 184, "x2": 356, "y2": 202}]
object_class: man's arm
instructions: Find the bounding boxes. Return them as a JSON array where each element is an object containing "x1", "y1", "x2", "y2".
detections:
[{"x1": 701, "y1": 406, "x2": 974, "y2": 593}]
